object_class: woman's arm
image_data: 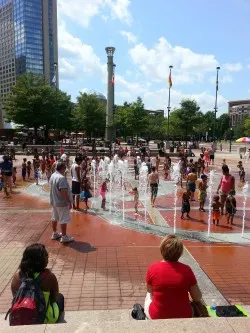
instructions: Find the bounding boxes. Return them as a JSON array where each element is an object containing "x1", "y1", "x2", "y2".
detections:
[
  {"x1": 146, "y1": 284, "x2": 153, "y2": 294},
  {"x1": 11, "y1": 273, "x2": 21, "y2": 296},
  {"x1": 217, "y1": 178, "x2": 222, "y2": 193},
  {"x1": 47, "y1": 272, "x2": 59, "y2": 303},
  {"x1": 189, "y1": 284, "x2": 202, "y2": 302}
]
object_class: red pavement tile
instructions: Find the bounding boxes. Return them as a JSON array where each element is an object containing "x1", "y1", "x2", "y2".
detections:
[{"x1": 184, "y1": 242, "x2": 250, "y2": 305}]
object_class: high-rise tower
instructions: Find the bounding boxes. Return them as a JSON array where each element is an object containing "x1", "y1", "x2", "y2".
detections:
[{"x1": 0, "y1": 0, "x2": 58, "y2": 128}]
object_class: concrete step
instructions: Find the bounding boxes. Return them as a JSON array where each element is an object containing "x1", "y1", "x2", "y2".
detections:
[{"x1": 1, "y1": 308, "x2": 250, "y2": 332}]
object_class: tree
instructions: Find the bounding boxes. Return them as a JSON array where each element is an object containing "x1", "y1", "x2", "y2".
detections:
[
  {"x1": 147, "y1": 113, "x2": 167, "y2": 140},
  {"x1": 125, "y1": 97, "x2": 148, "y2": 141},
  {"x1": 169, "y1": 99, "x2": 202, "y2": 145},
  {"x1": 217, "y1": 113, "x2": 230, "y2": 139},
  {"x1": 244, "y1": 117, "x2": 250, "y2": 137},
  {"x1": 72, "y1": 93, "x2": 106, "y2": 138},
  {"x1": 114, "y1": 103, "x2": 131, "y2": 139},
  {"x1": 4, "y1": 73, "x2": 72, "y2": 136}
]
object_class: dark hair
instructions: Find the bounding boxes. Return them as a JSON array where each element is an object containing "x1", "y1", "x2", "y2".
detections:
[
  {"x1": 19, "y1": 244, "x2": 48, "y2": 277},
  {"x1": 152, "y1": 166, "x2": 156, "y2": 172},
  {"x1": 222, "y1": 165, "x2": 229, "y2": 173},
  {"x1": 201, "y1": 174, "x2": 207, "y2": 179},
  {"x1": 133, "y1": 187, "x2": 138, "y2": 191},
  {"x1": 191, "y1": 167, "x2": 196, "y2": 173},
  {"x1": 56, "y1": 161, "x2": 66, "y2": 171}
]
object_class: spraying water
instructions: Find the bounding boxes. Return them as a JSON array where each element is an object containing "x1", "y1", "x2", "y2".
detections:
[
  {"x1": 241, "y1": 181, "x2": 249, "y2": 237},
  {"x1": 108, "y1": 161, "x2": 114, "y2": 213},
  {"x1": 139, "y1": 162, "x2": 149, "y2": 223},
  {"x1": 171, "y1": 162, "x2": 181, "y2": 234},
  {"x1": 207, "y1": 170, "x2": 215, "y2": 237}
]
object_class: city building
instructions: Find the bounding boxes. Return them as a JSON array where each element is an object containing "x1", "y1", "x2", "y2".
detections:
[
  {"x1": 228, "y1": 100, "x2": 250, "y2": 127},
  {"x1": 0, "y1": 0, "x2": 58, "y2": 128}
]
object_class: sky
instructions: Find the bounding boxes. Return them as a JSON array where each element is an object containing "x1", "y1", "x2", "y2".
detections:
[{"x1": 57, "y1": 0, "x2": 250, "y2": 116}]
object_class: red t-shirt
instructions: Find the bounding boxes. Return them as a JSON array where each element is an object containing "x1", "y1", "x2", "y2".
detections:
[{"x1": 146, "y1": 261, "x2": 197, "y2": 319}]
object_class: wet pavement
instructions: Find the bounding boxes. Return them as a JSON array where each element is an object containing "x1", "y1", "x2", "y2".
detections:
[{"x1": 0, "y1": 152, "x2": 250, "y2": 312}]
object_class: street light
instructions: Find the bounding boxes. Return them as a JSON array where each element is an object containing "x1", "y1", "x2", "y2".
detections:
[
  {"x1": 167, "y1": 65, "x2": 173, "y2": 147},
  {"x1": 229, "y1": 127, "x2": 233, "y2": 153},
  {"x1": 213, "y1": 66, "x2": 220, "y2": 143},
  {"x1": 54, "y1": 62, "x2": 58, "y2": 140}
]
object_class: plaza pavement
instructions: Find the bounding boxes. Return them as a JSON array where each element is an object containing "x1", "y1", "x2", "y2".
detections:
[{"x1": 0, "y1": 149, "x2": 250, "y2": 315}]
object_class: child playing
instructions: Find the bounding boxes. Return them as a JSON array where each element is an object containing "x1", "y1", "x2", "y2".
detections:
[
  {"x1": 237, "y1": 161, "x2": 245, "y2": 183},
  {"x1": 222, "y1": 159, "x2": 227, "y2": 167},
  {"x1": 34, "y1": 167, "x2": 39, "y2": 185},
  {"x1": 0, "y1": 173, "x2": 9, "y2": 197},
  {"x1": 212, "y1": 195, "x2": 222, "y2": 225},
  {"x1": 22, "y1": 158, "x2": 27, "y2": 181},
  {"x1": 81, "y1": 178, "x2": 92, "y2": 211},
  {"x1": 27, "y1": 161, "x2": 32, "y2": 179},
  {"x1": 100, "y1": 179, "x2": 108, "y2": 211},
  {"x1": 181, "y1": 191, "x2": 191, "y2": 219},
  {"x1": 226, "y1": 190, "x2": 237, "y2": 225},
  {"x1": 12, "y1": 167, "x2": 17, "y2": 186},
  {"x1": 131, "y1": 187, "x2": 139, "y2": 215},
  {"x1": 198, "y1": 174, "x2": 207, "y2": 212}
]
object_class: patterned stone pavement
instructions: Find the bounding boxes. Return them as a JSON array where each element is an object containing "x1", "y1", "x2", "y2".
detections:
[{"x1": 1, "y1": 151, "x2": 250, "y2": 314}]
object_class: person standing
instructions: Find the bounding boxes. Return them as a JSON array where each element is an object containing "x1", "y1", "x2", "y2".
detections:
[
  {"x1": 50, "y1": 162, "x2": 74, "y2": 243},
  {"x1": 216, "y1": 165, "x2": 235, "y2": 215},
  {"x1": 71, "y1": 157, "x2": 82, "y2": 210},
  {"x1": 148, "y1": 166, "x2": 159, "y2": 207}
]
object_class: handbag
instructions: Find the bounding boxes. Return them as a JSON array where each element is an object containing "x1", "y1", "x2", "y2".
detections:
[
  {"x1": 191, "y1": 300, "x2": 209, "y2": 318},
  {"x1": 131, "y1": 303, "x2": 146, "y2": 320}
]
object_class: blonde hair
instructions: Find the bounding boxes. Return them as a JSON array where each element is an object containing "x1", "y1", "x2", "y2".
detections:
[{"x1": 160, "y1": 235, "x2": 184, "y2": 262}]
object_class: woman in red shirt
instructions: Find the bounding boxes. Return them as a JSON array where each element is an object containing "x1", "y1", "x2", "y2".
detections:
[{"x1": 145, "y1": 235, "x2": 202, "y2": 319}]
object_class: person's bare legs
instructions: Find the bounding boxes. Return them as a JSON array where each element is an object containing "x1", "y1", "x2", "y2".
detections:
[
  {"x1": 60, "y1": 224, "x2": 67, "y2": 237},
  {"x1": 72, "y1": 195, "x2": 76, "y2": 209},
  {"x1": 76, "y1": 195, "x2": 80, "y2": 210},
  {"x1": 220, "y1": 195, "x2": 226, "y2": 215},
  {"x1": 52, "y1": 220, "x2": 57, "y2": 232}
]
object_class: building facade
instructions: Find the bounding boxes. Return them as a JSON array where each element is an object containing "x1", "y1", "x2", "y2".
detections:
[
  {"x1": 0, "y1": 0, "x2": 58, "y2": 128},
  {"x1": 228, "y1": 100, "x2": 250, "y2": 127}
]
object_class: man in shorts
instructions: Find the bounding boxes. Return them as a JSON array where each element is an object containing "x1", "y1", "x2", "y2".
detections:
[{"x1": 50, "y1": 161, "x2": 74, "y2": 243}]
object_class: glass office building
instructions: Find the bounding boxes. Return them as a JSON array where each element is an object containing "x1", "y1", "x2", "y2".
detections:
[{"x1": 0, "y1": 0, "x2": 58, "y2": 128}]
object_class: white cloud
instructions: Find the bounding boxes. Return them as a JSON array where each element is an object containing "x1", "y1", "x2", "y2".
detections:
[
  {"x1": 115, "y1": 75, "x2": 227, "y2": 113},
  {"x1": 120, "y1": 30, "x2": 137, "y2": 44},
  {"x1": 58, "y1": 0, "x2": 132, "y2": 27},
  {"x1": 58, "y1": 22, "x2": 105, "y2": 81},
  {"x1": 223, "y1": 63, "x2": 242, "y2": 72},
  {"x1": 129, "y1": 38, "x2": 219, "y2": 85},
  {"x1": 209, "y1": 74, "x2": 233, "y2": 85}
]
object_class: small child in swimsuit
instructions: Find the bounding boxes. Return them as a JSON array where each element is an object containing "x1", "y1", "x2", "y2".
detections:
[
  {"x1": 181, "y1": 191, "x2": 191, "y2": 219},
  {"x1": 226, "y1": 190, "x2": 237, "y2": 225},
  {"x1": 198, "y1": 174, "x2": 207, "y2": 212},
  {"x1": 237, "y1": 161, "x2": 245, "y2": 183},
  {"x1": 130, "y1": 187, "x2": 139, "y2": 215},
  {"x1": 212, "y1": 195, "x2": 222, "y2": 225}
]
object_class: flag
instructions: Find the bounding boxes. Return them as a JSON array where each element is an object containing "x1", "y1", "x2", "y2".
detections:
[
  {"x1": 168, "y1": 73, "x2": 172, "y2": 88},
  {"x1": 111, "y1": 72, "x2": 115, "y2": 85},
  {"x1": 52, "y1": 75, "x2": 56, "y2": 85}
]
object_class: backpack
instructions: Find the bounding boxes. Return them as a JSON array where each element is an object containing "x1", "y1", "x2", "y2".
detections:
[
  {"x1": 5, "y1": 273, "x2": 47, "y2": 326},
  {"x1": 131, "y1": 303, "x2": 146, "y2": 320}
]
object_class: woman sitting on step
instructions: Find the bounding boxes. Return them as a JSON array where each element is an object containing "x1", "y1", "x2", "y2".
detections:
[
  {"x1": 144, "y1": 235, "x2": 202, "y2": 319},
  {"x1": 10, "y1": 243, "x2": 64, "y2": 324}
]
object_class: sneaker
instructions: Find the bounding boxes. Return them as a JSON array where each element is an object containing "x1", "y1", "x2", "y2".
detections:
[
  {"x1": 60, "y1": 235, "x2": 74, "y2": 243},
  {"x1": 51, "y1": 232, "x2": 62, "y2": 240}
]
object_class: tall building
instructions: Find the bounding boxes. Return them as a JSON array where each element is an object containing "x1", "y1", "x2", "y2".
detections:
[
  {"x1": 0, "y1": 0, "x2": 58, "y2": 129},
  {"x1": 228, "y1": 100, "x2": 250, "y2": 127}
]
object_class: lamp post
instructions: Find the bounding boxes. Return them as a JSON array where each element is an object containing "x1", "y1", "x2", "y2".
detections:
[
  {"x1": 105, "y1": 47, "x2": 115, "y2": 142},
  {"x1": 229, "y1": 127, "x2": 233, "y2": 153},
  {"x1": 54, "y1": 62, "x2": 58, "y2": 141},
  {"x1": 167, "y1": 65, "x2": 173, "y2": 147},
  {"x1": 213, "y1": 66, "x2": 220, "y2": 143}
]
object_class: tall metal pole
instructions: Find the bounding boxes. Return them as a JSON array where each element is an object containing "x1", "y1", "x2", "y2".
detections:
[
  {"x1": 213, "y1": 66, "x2": 220, "y2": 142},
  {"x1": 54, "y1": 62, "x2": 58, "y2": 141},
  {"x1": 167, "y1": 65, "x2": 173, "y2": 146},
  {"x1": 105, "y1": 47, "x2": 115, "y2": 142}
]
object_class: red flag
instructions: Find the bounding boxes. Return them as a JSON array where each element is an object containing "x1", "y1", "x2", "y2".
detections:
[{"x1": 111, "y1": 73, "x2": 115, "y2": 85}]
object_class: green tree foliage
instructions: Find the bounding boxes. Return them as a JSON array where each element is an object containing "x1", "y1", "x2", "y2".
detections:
[
  {"x1": 125, "y1": 97, "x2": 148, "y2": 140},
  {"x1": 169, "y1": 99, "x2": 202, "y2": 143},
  {"x1": 217, "y1": 113, "x2": 231, "y2": 139},
  {"x1": 72, "y1": 93, "x2": 106, "y2": 138},
  {"x1": 4, "y1": 73, "x2": 72, "y2": 135},
  {"x1": 244, "y1": 116, "x2": 250, "y2": 137},
  {"x1": 147, "y1": 113, "x2": 167, "y2": 140}
]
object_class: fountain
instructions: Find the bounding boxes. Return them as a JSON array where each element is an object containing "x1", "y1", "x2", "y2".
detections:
[
  {"x1": 139, "y1": 162, "x2": 149, "y2": 223},
  {"x1": 241, "y1": 182, "x2": 249, "y2": 237},
  {"x1": 207, "y1": 170, "x2": 215, "y2": 238},
  {"x1": 171, "y1": 162, "x2": 181, "y2": 234}
]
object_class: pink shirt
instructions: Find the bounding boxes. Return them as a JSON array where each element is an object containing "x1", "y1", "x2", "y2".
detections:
[{"x1": 221, "y1": 175, "x2": 233, "y2": 193}]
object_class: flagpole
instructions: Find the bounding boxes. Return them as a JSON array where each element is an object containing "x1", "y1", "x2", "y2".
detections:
[
  {"x1": 213, "y1": 66, "x2": 220, "y2": 142},
  {"x1": 54, "y1": 62, "x2": 58, "y2": 141},
  {"x1": 167, "y1": 65, "x2": 173, "y2": 147}
]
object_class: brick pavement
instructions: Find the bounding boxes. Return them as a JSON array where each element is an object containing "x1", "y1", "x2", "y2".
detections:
[{"x1": 185, "y1": 242, "x2": 250, "y2": 305}]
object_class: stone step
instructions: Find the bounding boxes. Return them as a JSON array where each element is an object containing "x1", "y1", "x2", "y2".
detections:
[{"x1": 1, "y1": 309, "x2": 250, "y2": 332}]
